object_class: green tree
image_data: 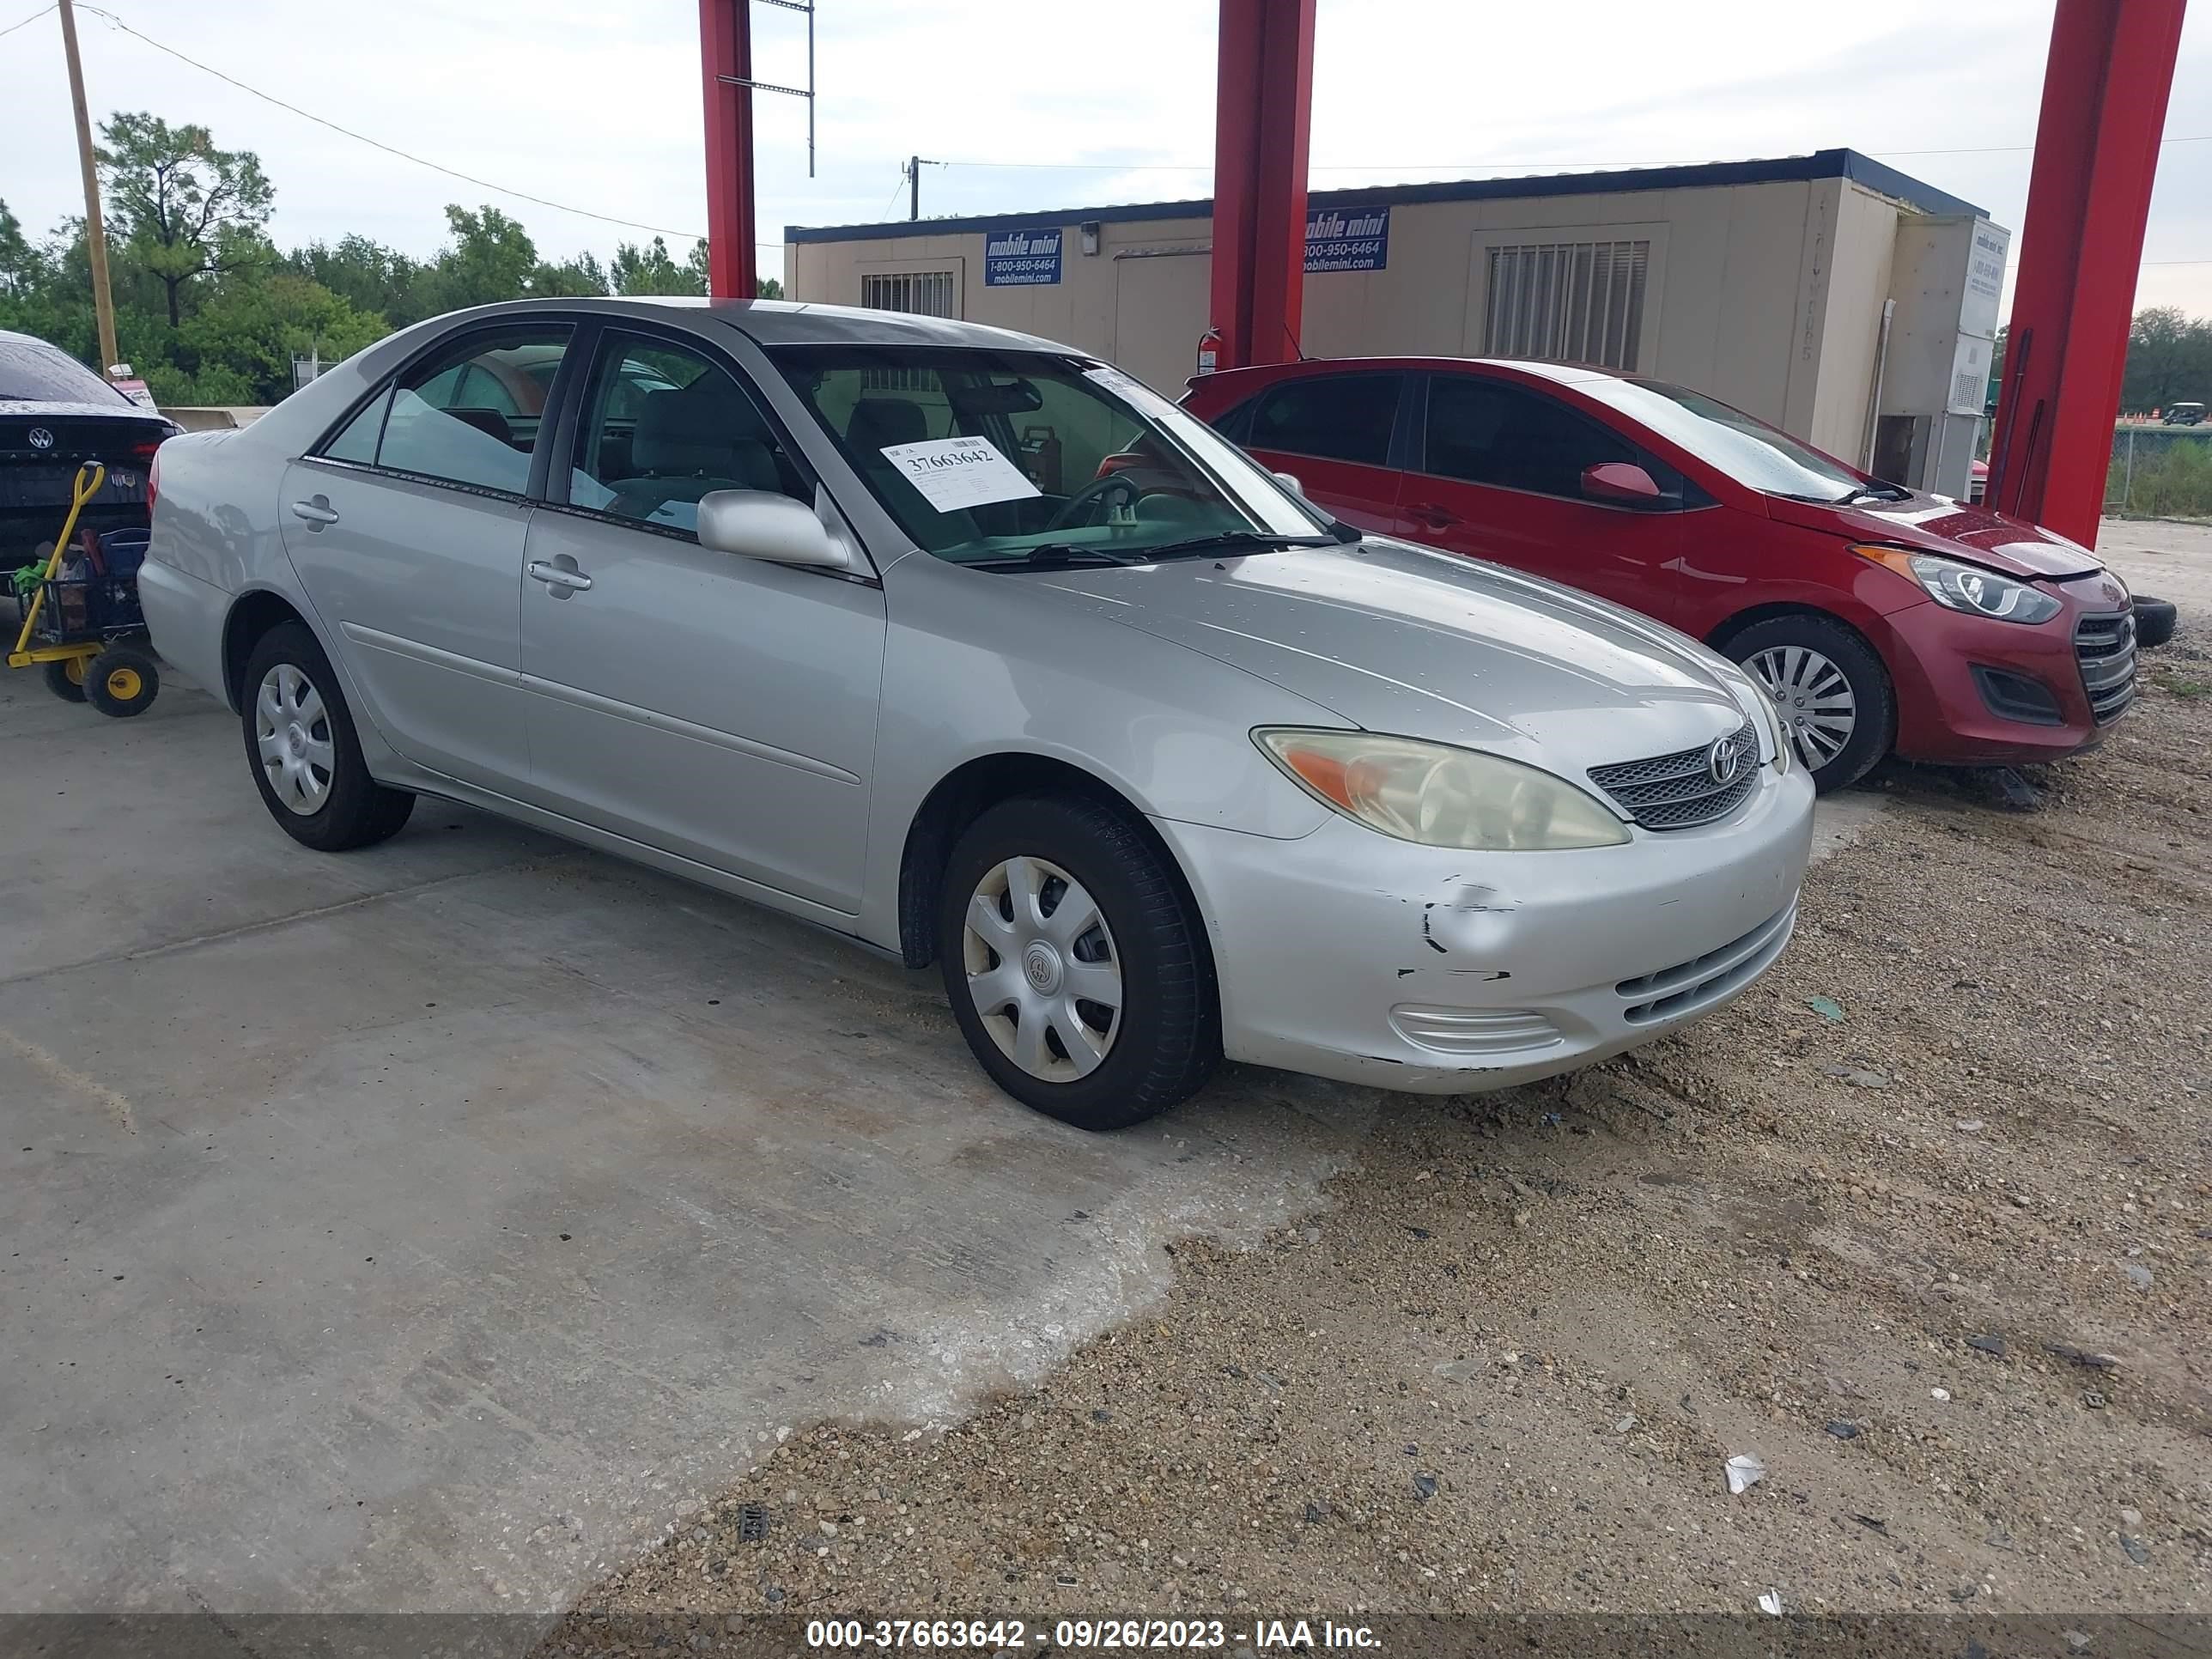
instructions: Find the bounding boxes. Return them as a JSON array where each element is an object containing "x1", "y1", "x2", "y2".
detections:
[
  {"x1": 612, "y1": 235, "x2": 701, "y2": 296},
  {"x1": 173, "y1": 272, "x2": 386, "y2": 404},
  {"x1": 2118, "y1": 306, "x2": 2212, "y2": 415},
  {"x1": 424, "y1": 204, "x2": 539, "y2": 312},
  {"x1": 279, "y1": 234, "x2": 426, "y2": 325},
  {"x1": 657, "y1": 239, "x2": 781, "y2": 298},
  {"x1": 0, "y1": 199, "x2": 37, "y2": 296},
  {"x1": 97, "y1": 112, "x2": 274, "y2": 327},
  {"x1": 532, "y1": 249, "x2": 610, "y2": 297}
]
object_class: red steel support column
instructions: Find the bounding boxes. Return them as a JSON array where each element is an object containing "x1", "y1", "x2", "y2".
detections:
[
  {"x1": 1986, "y1": 0, "x2": 2185, "y2": 544},
  {"x1": 1209, "y1": 0, "x2": 1317, "y2": 372},
  {"x1": 699, "y1": 0, "x2": 758, "y2": 300}
]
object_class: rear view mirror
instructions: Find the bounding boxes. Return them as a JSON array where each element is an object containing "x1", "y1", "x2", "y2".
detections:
[
  {"x1": 1581, "y1": 461, "x2": 1663, "y2": 505},
  {"x1": 958, "y1": 377, "x2": 1044, "y2": 415},
  {"x1": 696, "y1": 489, "x2": 851, "y2": 569},
  {"x1": 1273, "y1": 471, "x2": 1307, "y2": 499}
]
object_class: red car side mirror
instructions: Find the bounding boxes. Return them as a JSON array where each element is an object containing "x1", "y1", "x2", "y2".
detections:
[{"x1": 1581, "y1": 461, "x2": 1663, "y2": 504}]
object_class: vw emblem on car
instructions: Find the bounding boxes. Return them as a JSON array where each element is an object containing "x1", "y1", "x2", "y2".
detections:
[
  {"x1": 1706, "y1": 736, "x2": 1743, "y2": 786},
  {"x1": 27, "y1": 428, "x2": 54, "y2": 450}
]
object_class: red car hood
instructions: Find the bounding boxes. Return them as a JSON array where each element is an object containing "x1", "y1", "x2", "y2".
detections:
[{"x1": 1764, "y1": 491, "x2": 2104, "y2": 580}]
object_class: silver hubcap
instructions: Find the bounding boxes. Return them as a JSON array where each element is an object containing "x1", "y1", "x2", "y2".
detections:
[
  {"x1": 254, "y1": 663, "x2": 335, "y2": 815},
  {"x1": 1747, "y1": 644, "x2": 1857, "y2": 770},
  {"x1": 962, "y1": 855, "x2": 1122, "y2": 1083}
]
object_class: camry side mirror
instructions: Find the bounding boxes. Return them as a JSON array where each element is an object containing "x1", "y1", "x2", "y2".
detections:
[
  {"x1": 696, "y1": 489, "x2": 851, "y2": 569},
  {"x1": 1273, "y1": 470, "x2": 1307, "y2": 498},
  {"x1": 1580, "y1": 461, "x2": 1663, "y2": 505}
]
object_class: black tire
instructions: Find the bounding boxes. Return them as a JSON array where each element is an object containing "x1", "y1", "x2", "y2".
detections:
[
  {"x1": 240, "y1": 620, "x2": 415, "y2": 851},
  {"x1": 42, "y1": 657, "x2": 88, "y2": 703},
  {"x1": 82, "y1": 643, "x2": 159, "y2": 717},
  {"x1": 937, "y1": 794, "x2": 1218, "y2": 1130},
  {"x1": 2131, "y1": 596, "x2": 2178, "y2": 650},
  {"x1": 1722, "y1": 612, "x2": 1895, "y2": 793}
]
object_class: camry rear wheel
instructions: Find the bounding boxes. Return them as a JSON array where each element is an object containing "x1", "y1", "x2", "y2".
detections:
[
  {"x1": 938, "y1": 796, "x2": 1217, "y2": 1130},
  {"x1": 240, "y1": 621, "x2": 416, "y2": 851},
  {"x1": 1725, "y1": 613, "x2": 1893, "y2": 793}
]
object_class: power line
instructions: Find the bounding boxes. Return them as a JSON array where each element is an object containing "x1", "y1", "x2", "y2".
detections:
[
  {"x1": 72, "y1": 4, "x2": 712, "y2": 242},
  {"x1": 0, "y1": 1, "x2": 53, "y2": 40}
]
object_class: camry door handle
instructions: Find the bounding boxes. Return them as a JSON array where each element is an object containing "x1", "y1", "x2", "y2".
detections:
[
  {"x1": 1406, "y1": 501, "x2": 1462, "y2": 527},
  {"x1": 290, "y1": 496, "x2": 339, "y2": 527},
  {"x1": 527, "y1": 559, "x2": 592, "y2": 593}
]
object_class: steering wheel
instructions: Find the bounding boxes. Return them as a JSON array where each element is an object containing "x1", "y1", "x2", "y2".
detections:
[{"x1": 1044, "y1": 471, "x2": 1146, "y2": 532}]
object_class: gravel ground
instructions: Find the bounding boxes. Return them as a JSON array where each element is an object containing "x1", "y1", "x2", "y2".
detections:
[{"x1": 538, "y1": 674, "x2": 2210, "y2": 1647}]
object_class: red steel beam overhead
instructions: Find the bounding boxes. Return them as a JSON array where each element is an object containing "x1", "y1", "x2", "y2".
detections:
[
  {"x1": 1986, "y1": 0, "x2": 2187, "y2": 544},
  {"x1": 700, "y1": 0, "x2": 759, "y2": 300},
  {"x1": 1209, "y1": 0, "x2": 1319, "y2": 372}
]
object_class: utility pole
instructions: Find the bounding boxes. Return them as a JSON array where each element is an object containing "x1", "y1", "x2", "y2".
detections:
[
  {"x1": 905, "y1": 155, "x2": 942, "y2": 222},
  {"x1": 57, "y1": 0, "x2": 120, "y2": 378}
]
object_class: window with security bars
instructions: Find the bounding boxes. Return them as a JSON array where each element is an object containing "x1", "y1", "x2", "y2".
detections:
[
  {"x1": 860, "y1": 271, "x2": 958, "y2": 389},
  {"x1": 860, "y1": 270, "x2": 958, "y2": 318},
  {"x1": 1482, "y1": 240, "x2": 1650, "y2": 372}
]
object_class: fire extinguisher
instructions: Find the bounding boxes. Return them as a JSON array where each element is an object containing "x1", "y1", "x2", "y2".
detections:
[{"x1": 1195, "y1": 325, "x2": 1221, "y2": 378}]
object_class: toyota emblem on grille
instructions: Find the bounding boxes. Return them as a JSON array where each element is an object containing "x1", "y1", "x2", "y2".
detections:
[
  {"x1": 1705, "y1": 736, "x2": 1742, "y2": 786},
  {"x1": 27, "y1": 428, "x2": 54, "y2": 450}
]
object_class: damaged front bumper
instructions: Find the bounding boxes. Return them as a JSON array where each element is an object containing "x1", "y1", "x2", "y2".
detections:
[{"x1": 1154, "y1": 765, "x2": 1815, "y2": 1094}]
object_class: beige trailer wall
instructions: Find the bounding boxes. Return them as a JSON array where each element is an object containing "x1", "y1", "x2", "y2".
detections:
[{"x1": 786, "y1": 175, "x2": 1914, "y2": 450}]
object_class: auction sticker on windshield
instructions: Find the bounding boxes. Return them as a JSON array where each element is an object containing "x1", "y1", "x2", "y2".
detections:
[
  {"x1": 880, "y1": 436, "x2": 1042, "y2": 512},
  {"x1": 1085, "y1": 363, "x2": 1168, "y2": 411}
]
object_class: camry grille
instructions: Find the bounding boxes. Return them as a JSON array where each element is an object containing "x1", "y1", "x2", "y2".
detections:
[{"x1": 1587, "y1": 723, "x2": 1759, "y2": 830}]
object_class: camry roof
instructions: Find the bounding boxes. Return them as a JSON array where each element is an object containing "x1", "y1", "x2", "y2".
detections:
[{"x1": 459, "y1": 295, "x2": 1068, "y2": 355}]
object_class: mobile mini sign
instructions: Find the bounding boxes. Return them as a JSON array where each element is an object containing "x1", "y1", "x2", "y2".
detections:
[
  {"x1": 983, "y1": 228, "x2": 1063, "y2": 287},
  {"x1": 1305, "y1": 206, "x2": 1389, "y2": 273}
]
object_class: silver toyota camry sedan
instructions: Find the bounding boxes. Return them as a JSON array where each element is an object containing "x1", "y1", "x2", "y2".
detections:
[{"x1": 139, "y1": 298, "x2": 1814, "y2": 1130}]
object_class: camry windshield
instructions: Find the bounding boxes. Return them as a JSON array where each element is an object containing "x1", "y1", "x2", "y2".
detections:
[
  {"x1": 1572, "y1": 376, "x2": 1881, "y2": 503},
  {"x1": 769, "y1": 345, "x2": 1332, "y2": 566}
]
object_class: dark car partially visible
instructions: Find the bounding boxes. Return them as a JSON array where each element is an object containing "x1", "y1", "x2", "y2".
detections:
[{"x1": 2, "y1": 329, "x2": 177, "y2": 576}]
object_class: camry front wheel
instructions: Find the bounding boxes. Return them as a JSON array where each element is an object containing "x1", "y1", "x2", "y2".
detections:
[{"x1": 937, "y1": 796, "x2": 1217, "y2": 1130}]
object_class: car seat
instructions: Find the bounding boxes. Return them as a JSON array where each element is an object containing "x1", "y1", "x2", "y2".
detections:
[{"x1": 609, "y1": 380, "x2": 782, "y2": 519}]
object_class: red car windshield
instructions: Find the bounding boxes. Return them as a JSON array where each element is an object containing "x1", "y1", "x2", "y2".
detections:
[{"x1": 1572, "y1": 377, "x2": 1879, "y2": 504}]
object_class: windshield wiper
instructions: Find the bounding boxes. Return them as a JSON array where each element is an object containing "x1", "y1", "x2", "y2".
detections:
[
  {"x1": 1833, "y1": 483, "x2": 1910, "y2": 505},
  {"x1": 1139, "y1": 530, "x2": 1344, "y2": 562},
  {"x1": 968, "y1": 543, "x2": 1149, "y2": 571}
]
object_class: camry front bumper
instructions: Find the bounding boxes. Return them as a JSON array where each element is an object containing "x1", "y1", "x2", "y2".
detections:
[{"x1": 1155, "y1": 764, "x2": 1816, "y2": 1094}]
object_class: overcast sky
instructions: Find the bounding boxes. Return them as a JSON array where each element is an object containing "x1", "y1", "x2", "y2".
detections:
[{"x1": 9, "y1": 0, "x2": 2212, "y2": 319}]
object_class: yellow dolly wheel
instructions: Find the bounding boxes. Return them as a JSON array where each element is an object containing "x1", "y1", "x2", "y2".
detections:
[
  {"x1": 83, "y1": 644, "x2": 160, "y2": 719},
  {"x1": 42, "y1": 656, "x2": 90, "y2": 703}
]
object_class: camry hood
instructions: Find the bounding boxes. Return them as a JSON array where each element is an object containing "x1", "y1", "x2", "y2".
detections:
[
  {"x1": 1764, "y1": 489, "x2": 2103, "y2": 579},
  {"x1": 1034, "y1": 538, "x2": 1758, "y2": 776}
]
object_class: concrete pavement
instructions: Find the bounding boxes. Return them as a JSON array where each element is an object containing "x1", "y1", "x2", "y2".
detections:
[{"x1": 2098, "y1": 514, "x2": 2212, "y2": 623}]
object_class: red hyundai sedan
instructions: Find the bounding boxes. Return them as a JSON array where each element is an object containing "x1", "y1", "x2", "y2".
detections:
[{"x1": 1182, "y1": 358, "x2": 2136, "y2": 793}]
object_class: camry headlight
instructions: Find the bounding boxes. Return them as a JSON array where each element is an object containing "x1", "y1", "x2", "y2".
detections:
[
  {"x1": 1255, "y1": 729, "x2": 1629, "y2": 850},
  {"x1": 1856, "y1": 544, "x2": 2061, "y2": 625}
]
